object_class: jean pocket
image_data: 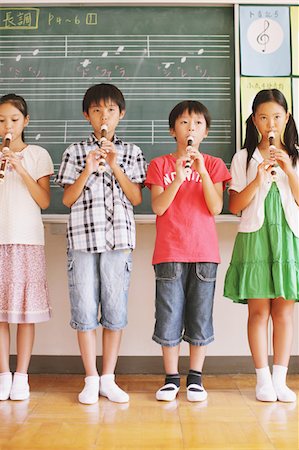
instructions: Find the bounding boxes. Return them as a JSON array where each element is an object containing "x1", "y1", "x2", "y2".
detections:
[
  {"x1": 154, "y1": 262, "x2": 182, "y2": 281},
  {"x1": 195, "y1": 263, "x2": 217, "y2": 282},
  {"x1": 123, "y1": 258, "x2": 132, "y2": 291},
  {"x1": 67, "y1": 251, "x2": 75, "y2": 287}
]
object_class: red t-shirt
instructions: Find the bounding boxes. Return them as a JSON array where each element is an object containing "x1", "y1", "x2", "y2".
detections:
[{"x1": 145, "y1": 153, "x2": 231, "y2": 264}]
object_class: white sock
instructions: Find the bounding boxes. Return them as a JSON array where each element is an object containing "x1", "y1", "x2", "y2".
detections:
[
  {"x1": 0, "y1": 372, "x2": 12, "y2": 401},
  {"x1": 255, "y1": 366, "x2": 277, "y2": 402},
  {"x1": 78, "y1": 376, "x2": 100, "y2": 405},
  {"x1": 100, "y1": 374, "x2": 129, "y2": 403},
  {"x1": 272, "y1": 365, "x2": 297, "y2": 403},
  {"x1": 10, "y1": 372, "x2": 30, "y2": 401}
]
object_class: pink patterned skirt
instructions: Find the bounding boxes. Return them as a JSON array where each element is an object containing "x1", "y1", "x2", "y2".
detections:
[{"x1": 0, "y1": 244, "x2": 51, "y2": 323}]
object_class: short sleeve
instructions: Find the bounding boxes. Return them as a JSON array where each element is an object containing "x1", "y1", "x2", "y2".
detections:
[
  {"x1": 36, "y1": 148, "x2": 54, "y2": 179},
  {"x1": 130, "y1": 145, "x2": 148, "y2": 184},
  {"x1": 229, "y1": 151, "x2": 247, "y2": 193},
  {"x1": 205, "y1": 155, "x2": 231, "y2": 190},
  {"x1": 55, "y1": 145, "x2": 78, "y2": 187},
  {"x1": 144, "y1": 159, "x2": 164, "y2": 189}
]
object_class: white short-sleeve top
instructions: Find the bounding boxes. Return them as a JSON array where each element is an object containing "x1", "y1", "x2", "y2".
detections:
[
  {"x1": 229, "y1": 148, "x2": 299, "y2": 238},
  {"x1": 0, "y1": 144, "x2": 54, "y2": 245}
]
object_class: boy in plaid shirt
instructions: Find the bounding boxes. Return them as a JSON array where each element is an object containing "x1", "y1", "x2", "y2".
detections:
[{"x1": 56, "y1": 84, "x2": 147, "y2": 404}]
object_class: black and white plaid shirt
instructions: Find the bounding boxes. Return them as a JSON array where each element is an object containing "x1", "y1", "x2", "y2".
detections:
[{"x1": 55, "y1": 134, "x2": 147, "y2": 252}]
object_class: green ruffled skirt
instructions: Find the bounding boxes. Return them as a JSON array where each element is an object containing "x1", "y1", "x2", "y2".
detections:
[{"x1": 224, "y1": 183, "x2": 299, "y2": 304}]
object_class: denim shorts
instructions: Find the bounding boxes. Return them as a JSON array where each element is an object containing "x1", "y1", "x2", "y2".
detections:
[
  {"x1": 153, "y1": 262, "x2": 218, "y2": 347},
  {"x1": 67, "y1": 249, "x2": 132, "y2": 331}
]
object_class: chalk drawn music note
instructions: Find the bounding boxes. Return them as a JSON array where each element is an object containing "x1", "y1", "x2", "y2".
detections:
[
  {"x1": 32, "y1": 49, "x2": 39, "y2": 56},
  {"x1": 247, "y1": 18, "x2": 283, "y2": 55},
  {"x1": 181, "y1": 56, "x2": 187, "y2": 63},
  {"x1": 197, "y1": 49, "x2": 204, "y2": 55},
  {"x1": 115, "y1": 45, "x2": 124, "y2": 55},
  {"x1": 256, "y1": 20, "x2": 270, "y2": 52},
  {"x1": 101, "y1": 51, "x2": 108, "y2": 57},
  {"x1": 35, "y1": 133, "x2": 41, "y2": 141},
  {"x1": 80, "y1": 59, "x2": 91, "y2": 68},
  {"x1": 16, "y1": 55, "x2": 22, "y2": 61},
  {"x1": 162, "y1": 62, "x2": 174, "y2": 69}
]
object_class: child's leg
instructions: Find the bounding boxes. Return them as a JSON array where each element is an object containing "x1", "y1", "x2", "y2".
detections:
[
  {"x1": 184, "y1": 263, "x2": 216, "y2": 402},
  {"x1": 99, "y1": 250, "x2": 132, "y2": 403},
  {"x1": 99, "y1": 328, "x2": 128, "y2": 403},
  {"x1": 0, "y1": 323, "x2": 10, "y2": 373},
  {"x1": 77, "y1": 329, "x2": 100, "y2": 405},
  {"x1": 0, "y1": 323, "x2": 12, "y2": 401},
  {"x1": 155, "y1": 345, "x2": 180, "y2": 402},
  {"x1": 162, "y1": 345, "x2": 180, "y2": 374},
  {"x1": 15, "y1": 323, "x2": 34, "y2": 373},
  {"x1": 10, "y1": 324, "x2": 34, "y2": 401},
  {"x1": 247, "y1": 299, "x2": 271, "y2": 368},
  {"x1": 77, "y1": 329, "x2": 98, "y2": 376},
  {"x1": 186, "y1": 345, "x2": 208, "y2": 402},
  {"x1": 248, "y1": 299, "x2": 276, "y2": 402},
  {"x1": 271, "y1": 298, "x2": 296, "y2": 402},
  {"x1": 67, "y1": 249, "x2": 101, "y2": 404},
  {"x1": 102, "y1": 328, "x2": 122, "y2": 375},
  {"x1": 189, "y1": 344, "x2": 206, "y2": 372}
]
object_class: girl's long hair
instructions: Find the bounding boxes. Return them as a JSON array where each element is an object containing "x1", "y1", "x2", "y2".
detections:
[
  {"x1": 243, "y1": 89, "x2": 299, "y2": 168},
  {"x1": 0, "y1": 93, "x2": 28, "y2": 141}
]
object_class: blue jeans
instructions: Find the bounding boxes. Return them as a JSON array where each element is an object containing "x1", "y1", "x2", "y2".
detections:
[
  {"x1": 67, "y1": 249, "x2": 132, "y2": 331},
  {"x1": 153, "y1": 262, "x2": 217, "y2": 346}
]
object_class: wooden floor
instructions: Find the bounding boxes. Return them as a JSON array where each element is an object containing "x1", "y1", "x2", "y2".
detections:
[{"x1": 0, "y1": 374, "x2": 298, "y2": 450}]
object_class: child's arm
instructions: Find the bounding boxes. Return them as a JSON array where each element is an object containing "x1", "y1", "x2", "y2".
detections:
[
  {"x1": 286, "y1": 169, "x2": 299, "y2": 205},
  {"x1": 151, "y1": 157, "x2": 186, "y2": 216},
  {"x1": 110, "y1": 164, "x2": 142, "y2": 206},
  {"x1": 274, "y1": 149, "x2": 299, "y2": 205},
  {"x1": 192, "y1": 151, "x2": 223, "y2": 215},
  {"x1": 201, "y1": 175, "x2": 223, "y2": 215},
  {"x1": 62, "y1": 150, "x2": 99, "y2": 208},
  {"x1": 229, "y1": 160, "x2": 273, "y2": 214},
  {"x1": 7, "y1": 152, "x2": 50, "y2": 209}
]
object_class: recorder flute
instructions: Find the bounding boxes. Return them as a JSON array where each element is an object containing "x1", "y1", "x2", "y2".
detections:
[
  {"x1": 268, "y1": 131, "x2": 277, "y2": 176},
  {"x1": 184, "y1": 136, "x2": 194, "y2": 176},
  {"x1": 0, "y1": 133, "x2": 12, "y2": 183},
  {"x1": 98, "y1": 124, "x2": 108, "y2": 173}
]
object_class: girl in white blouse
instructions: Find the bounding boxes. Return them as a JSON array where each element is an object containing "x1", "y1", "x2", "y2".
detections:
[
  {"x1": 0, "y1": 93, "x2": 53, "y2": 401},
  {"x1": 224, "y1": 89, "x2": 298, "y2": 403}
]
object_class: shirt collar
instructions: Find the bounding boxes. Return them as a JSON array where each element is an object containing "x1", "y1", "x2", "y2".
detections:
[
  {"x1": 251, "y1": 147, "x2": 264, "y2": 163},
  {"x1": 87, "y1": 133, "x2": 122, "y2": 146}
]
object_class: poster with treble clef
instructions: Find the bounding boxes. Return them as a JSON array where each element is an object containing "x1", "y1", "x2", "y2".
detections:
[{"x1": 240, "y1": 6, "x2": 290, "y2": 76}]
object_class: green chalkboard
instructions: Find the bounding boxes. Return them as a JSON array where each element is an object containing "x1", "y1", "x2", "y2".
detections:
[{"x1": 0, "y1": 6, "x2": 235, "y2": 214}]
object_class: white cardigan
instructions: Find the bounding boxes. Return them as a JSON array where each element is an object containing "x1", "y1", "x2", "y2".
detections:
[{"x1": 229, "y1": 148, "x2": 299, "y2": 238}]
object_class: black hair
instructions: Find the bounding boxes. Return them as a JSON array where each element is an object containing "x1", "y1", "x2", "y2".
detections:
[
  {"x1": 0, "y1": 93, "x2": 28, "y2": 141},
  {"x1": 168, "y1": 100, "x2": 211, "y2": 130},
  {"x1": 243, "y1": 89, "x2": 299, "y2": 168},
  {"x1": 82, "y1": 83, "x2": 126, "y2": 113}
]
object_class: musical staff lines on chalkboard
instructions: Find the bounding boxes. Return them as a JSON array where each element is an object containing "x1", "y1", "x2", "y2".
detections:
[
  {"x1": 0, "y1": 77, "x2": 231, "y2": 102},
  {"x1": 25, "y1": 119, "x2": 232, "y2": 146},
  {"x1": 0, "y1": 34, "x2": 230, "y2": 60}
]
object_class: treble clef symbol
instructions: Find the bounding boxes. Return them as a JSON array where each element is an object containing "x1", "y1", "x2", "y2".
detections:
[{"x1": 257, "y1": 20, "x2": 270, "y2": 53}]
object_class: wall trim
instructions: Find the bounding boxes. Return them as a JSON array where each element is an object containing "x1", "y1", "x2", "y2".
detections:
[{"x1": 10, "y1": 355, "x2": 299, "y2": 375}]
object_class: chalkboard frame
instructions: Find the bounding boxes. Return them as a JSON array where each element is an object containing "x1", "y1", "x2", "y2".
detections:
[{"x1": 2, "y1": 5, "x2": 239, "y2": 216}]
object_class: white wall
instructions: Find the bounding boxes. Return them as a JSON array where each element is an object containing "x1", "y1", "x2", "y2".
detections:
[{"x1": 10, "y1": 220, "x2": 298, "y2": 357}]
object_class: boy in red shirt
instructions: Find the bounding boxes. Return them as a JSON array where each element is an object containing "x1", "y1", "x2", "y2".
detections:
[{"x1": 145, "y1": 100, "x2": 231, "y2": 402}]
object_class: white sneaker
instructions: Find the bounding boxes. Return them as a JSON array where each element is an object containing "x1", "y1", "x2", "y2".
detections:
[
  {"x1": 256, "y1": 383, "x2": 277, "y2": 402},
  {"x1": 10, "y1": 373, "x2": 30, "y2": 401},
  {"x1": 156, "y1": 383, "x2": 180, "y2": 402},
  {"x1": 0, "y1": 372, "x2": 12, "y2": 401},
  {"x1": 187, "y1": 383, "x2": 208, "y2": 402},
  {"x1": 100, "y1": 374, "x2": 129, "y2": 403},
  {"x1": 78, "y1": 376, "x2": 100, "y2": 405}
]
